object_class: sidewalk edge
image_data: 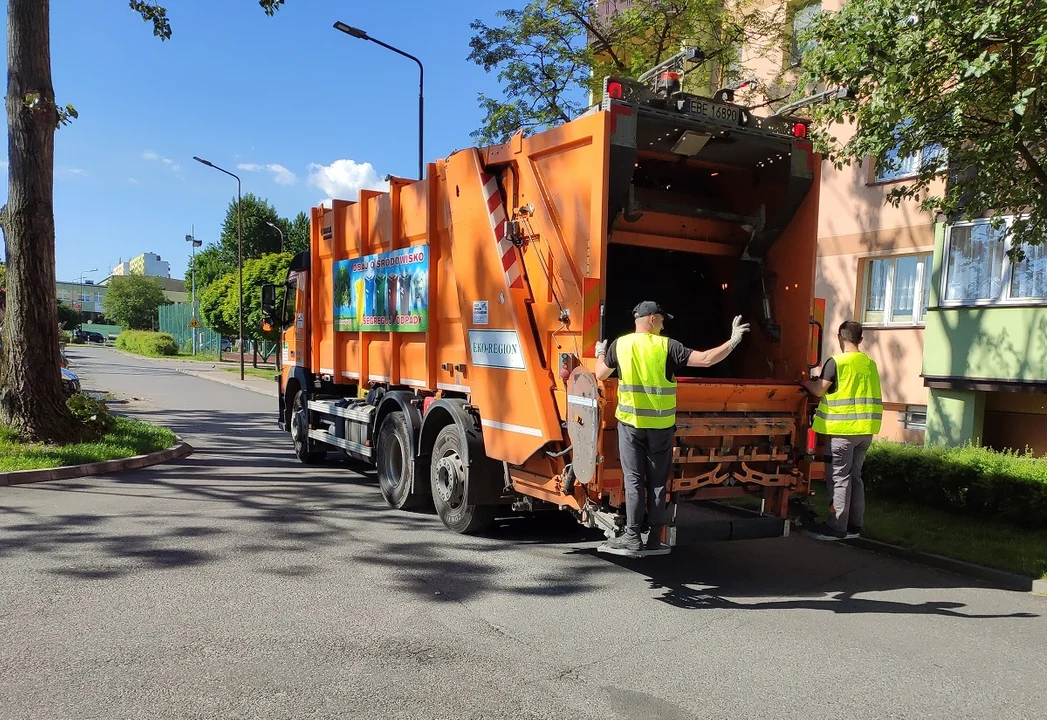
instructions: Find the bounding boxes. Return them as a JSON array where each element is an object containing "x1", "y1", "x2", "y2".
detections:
[{"x1": 0, "y1": 437, "x2": 194, "y2": 487}]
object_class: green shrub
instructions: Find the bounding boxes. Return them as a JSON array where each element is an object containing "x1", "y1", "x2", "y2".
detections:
[
  {"x1": 67, "y1": 394, "x2": 117, "y2": 440},
  {"x1": 864, "y1": 441, "x2": 1047, "y2": 530},
  {"x1": 116, "y1": 330, "x2": 178, "y2": 357},
  {"x1": 70, "y1": 335, "x2": 86, "y2": 344}
]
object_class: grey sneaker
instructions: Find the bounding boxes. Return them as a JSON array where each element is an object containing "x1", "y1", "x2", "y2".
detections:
[
  {"x1": 645, "y1": 526, "x2": 666, "y2": 550},
  {"x1": 805, "y1": 522, "x2": 846, "y2": 541},
  {"x1": 599, "y1": 532, "x2": 643, "y2": 556},
  {"x1": 845, "y1": 526, "x2": 862, "y2": 540}
]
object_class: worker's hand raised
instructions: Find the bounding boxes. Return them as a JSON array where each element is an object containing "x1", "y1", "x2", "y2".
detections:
[
  {"x1": 595, "y1": 339, "x2": 608, "y2": 357},
  {"x1": 729, "y1": 315, "x2": 750, "y2": 348}
]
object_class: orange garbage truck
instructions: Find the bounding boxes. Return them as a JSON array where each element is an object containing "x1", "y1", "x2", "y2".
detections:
[{"x1": 261, "y1": 67, "x2": 825, "y2": 545}]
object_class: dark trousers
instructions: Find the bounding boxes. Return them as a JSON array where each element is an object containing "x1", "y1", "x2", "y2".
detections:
[{"x1": 617, "y1": 422, "x2": 675, "y2": 537}]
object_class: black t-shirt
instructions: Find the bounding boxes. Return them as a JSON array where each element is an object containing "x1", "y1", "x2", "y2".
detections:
[
  {"x1": 605, "y1": 336, "x2": 693, "y2": 383},
  {"x1": 819, "y1": 357, "x2": 839, "y2": 394}
]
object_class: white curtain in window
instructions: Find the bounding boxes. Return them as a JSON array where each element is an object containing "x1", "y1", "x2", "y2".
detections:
[
  {"x1": 944, "y1": 224, "x2": 1006, "y2": 302},
  {"x1": 1010, "y1": 242, "x2": 1047, "y2": 299},
  {"x1": 892, "y1": 255, "x2": 919, "y2": 322},
  {"x1": 864, "y1": 259, "x2": 887, "y2": 323}
]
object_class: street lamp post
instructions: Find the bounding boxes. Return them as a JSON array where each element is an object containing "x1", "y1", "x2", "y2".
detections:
[
  {"x1": 186, "y1": 226, "x2": 202, "y2": 355},
  {"x1": 333, "y1": 21, "x2": 424, "y2": 181},
  {"x1": 265, "y1": 220, "x2": 284, "y2": 253},
  {"x1": 192, "y1": 156, "x2": 245, "y2": 381},
  {"x1": 78, "y1": 268, "x2": 97, "y2": 333}
]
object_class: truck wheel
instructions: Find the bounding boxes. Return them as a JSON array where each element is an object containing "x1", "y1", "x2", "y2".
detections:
[
  {"x1": 290, "y1": 390, "x2": 325, "y2": 464},
  {"x1": 376, "y1": 412, "x2": 427, "y2": 511},
  {"x1": 430, "y1": 424, "x2": 496, "y2": 534}
]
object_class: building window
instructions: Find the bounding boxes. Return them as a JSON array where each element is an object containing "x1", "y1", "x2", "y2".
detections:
[
  {"x1": 874, "y1": 120, "x2": 946, "y2": 182},
  {"x1": 787, "y1": 1, "x2": 821, "y2": 66},
  {"x1": 861, "y1": 253, "x2": 932, "y2": 326},
  {"x1": 900, "y1": 405, "x2": 927, "y2": 431},
  {"x1": 942, "y1": 217, "x2": 1047, "y2": 305}
]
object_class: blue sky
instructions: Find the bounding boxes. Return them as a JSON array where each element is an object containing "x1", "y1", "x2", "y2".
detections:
[{"x1": 0, "y1": 0, "x2": 522, "y2": 284}]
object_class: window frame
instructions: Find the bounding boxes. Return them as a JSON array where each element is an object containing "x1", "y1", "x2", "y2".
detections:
[
  {"x1": 860, "y1": 252, "x2": 933, "y2": 327},
  {"x1": 900, "y1": 405, "x2": 928, "y2": 431},
  {"x1": 786, "y1": 0, "x2": 822, "y2": 68},
  {"x1": 940, "y1": 216, "x2": 1047, "y2": 307}
]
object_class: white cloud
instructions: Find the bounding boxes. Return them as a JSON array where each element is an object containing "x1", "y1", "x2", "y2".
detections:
[
  {"x1": 56, "y1": 166, "x2": 88, "y2": 178},
  {"x1": 142, "y1": 150, "x2": 181, "y2": 176},
  {"x1": 127, "y1": 177, "x2": 140, "y2": 185},
  {"x1": 267, "y1": 163, "x2": 296, "y2": 185},
  {"x1": 237, "y1": 162, "x2": 297, "y2": 185},
  {"x1": 0, "y1": 160, "x2": 8, "y2": 171},
  {"x1": 308, "y1": 159, "x2": 387, "y2": 200},
  {"x1": 68, "y1": 168, "x2": 88, "y2": 176}
]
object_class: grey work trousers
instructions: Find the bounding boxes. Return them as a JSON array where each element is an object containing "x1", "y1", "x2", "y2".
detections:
[
  {"x1": 826, "y1": 434, "x2": 873, "y2": 532},
  {"x1": 617, "y1": 422, "x2": 675, "y2": 537}
]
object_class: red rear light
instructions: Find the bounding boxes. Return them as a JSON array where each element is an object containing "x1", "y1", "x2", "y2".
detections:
[
  {"x1": 423, "y1": 396, "x2": 436, "y2": 415},
  {"x1": 607, "y1": 81, "x2": 623, "y2": 100},
  {"x1": 793, "y1": 122, "x2": 808, "y2": 138}
]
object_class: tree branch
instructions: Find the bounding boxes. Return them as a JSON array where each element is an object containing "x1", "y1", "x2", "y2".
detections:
[{"x1": 1016, "y1": 141, "x2": 1047, "y2": 187}]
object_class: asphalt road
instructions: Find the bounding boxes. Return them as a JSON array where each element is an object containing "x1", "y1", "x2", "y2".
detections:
[{"x1": 2, "y1": 346, "x2": 1045, "y2": 720}]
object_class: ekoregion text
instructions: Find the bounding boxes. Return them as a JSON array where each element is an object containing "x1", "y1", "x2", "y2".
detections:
[
  {"x1": 352, "y1": 251, "x2": 425, "y2": 273},
  {"x1": 362, "y1": 315, "x2": 424, "y2": 326}
]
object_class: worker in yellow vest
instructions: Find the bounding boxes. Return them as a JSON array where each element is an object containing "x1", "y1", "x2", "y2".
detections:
[
  {"x1": 594, "y1": 301, "x2": 750, "y2": 556},
  {"x1": 804, "y1": 320, "x2": 883, "y2": 541}
]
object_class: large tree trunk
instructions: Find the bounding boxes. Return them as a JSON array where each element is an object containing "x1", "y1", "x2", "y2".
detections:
[{"x1": 0, "y1": 0, "x2": 80, "y2": 442}]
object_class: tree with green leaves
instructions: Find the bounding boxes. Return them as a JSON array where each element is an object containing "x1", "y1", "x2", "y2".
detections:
[
  {"x1": 184, "y1": 244, "x2": 232, "y2": 295},
  {"x1": 102, "y1": 275, "x2": 170, "y2": 331},
  {"x1": 200, "y1": 253, "x2": 292, "y2": 344},
  {"x1": 0, "y1": 0, "x2": 286, "y2": 442},
  {"x1": 56, "y1": 302, "x2": 82, "y2": 331},
  {"x1": 468, "y1": 0, "x2": 787, "y2": 145},
  {"x1": 285, "y1": 211, "x2": 310, "y2": 255},
  {"x1": 224, "y1": 194, "x2": 286, "y2": 265},
  {"x1": 797, "y1": 0, "x2": 1046, "y2": 250}
]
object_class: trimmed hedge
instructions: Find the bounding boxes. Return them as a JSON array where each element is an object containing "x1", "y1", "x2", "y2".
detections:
[
  {"x1": 116, "y1": 330, "x2": 178, "y2": 357},
  {"x1": 864, "y1": 441, "x2": 1047, "y2": 530}
]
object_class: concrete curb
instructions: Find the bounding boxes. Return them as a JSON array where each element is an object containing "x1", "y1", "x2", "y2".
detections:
[
  {"x1": 705, "y1": 501, "x2": 1047, "y2": 595},
  {"x1": 173, "y1": 368, "x2": 276, "y2": 397},
  {"x1": 0, "y1": 437, "x2": 194, "y2": 487}
]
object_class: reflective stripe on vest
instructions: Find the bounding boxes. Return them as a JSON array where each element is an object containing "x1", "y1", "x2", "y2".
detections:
[
  {"x1": 811, "y1": 352, "x2": 883, "y2": 436},
  {"x1": 614, "y1": 333, "x2": 676, "y2": 429}
]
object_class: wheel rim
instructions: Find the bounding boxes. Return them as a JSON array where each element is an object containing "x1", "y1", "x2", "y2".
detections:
[
  {"x1": 434, "y1": 451, "x2": 465, "y2": 509},
  {"x1": 379, "y1": 431, "x2": 405, "y2": 493}
]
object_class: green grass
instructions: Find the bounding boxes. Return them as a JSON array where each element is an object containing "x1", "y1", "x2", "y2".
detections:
[
  {"x1": 0, "y1": 416, "x2": 176, "y2": 473},
  {"x1": 175, "y1": 351, "x2": 221, "y2": 362},
  {"x1": 223, "y1": 366, "x2": 277, "y2": 381},
  {"x1": 723, "y1": 485, "x2": 1047, "y2": 581}
]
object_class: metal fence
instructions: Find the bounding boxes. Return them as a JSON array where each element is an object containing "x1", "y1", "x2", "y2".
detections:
[{"x1": 158, "y1": 302, "x2": 224, "y2": 355}]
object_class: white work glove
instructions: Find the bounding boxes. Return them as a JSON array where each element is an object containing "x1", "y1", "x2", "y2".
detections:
[
  {"x1": 729, "y1": 315, "x2": 750, "y2": 349},
  {"x1": 595, "y1": 339, "x2": 608, "y2": 357}
]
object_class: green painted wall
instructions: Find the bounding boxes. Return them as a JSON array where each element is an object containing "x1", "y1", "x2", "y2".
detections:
[
  {"x1": 922, "y1": 223, "x2": 1047, "y2": 382},
  {"x1": 926, "y1": 388, "x2": 985, "y2": 447}
]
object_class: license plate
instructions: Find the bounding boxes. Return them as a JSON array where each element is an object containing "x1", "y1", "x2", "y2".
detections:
[{"x1": 688, "y1": 99, "x2": 740, "y2": 124}]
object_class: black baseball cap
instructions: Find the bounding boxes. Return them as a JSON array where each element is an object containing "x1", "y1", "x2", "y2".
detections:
[{"x1": 633, "y1": 301, "x2": 673, "y2": 320}]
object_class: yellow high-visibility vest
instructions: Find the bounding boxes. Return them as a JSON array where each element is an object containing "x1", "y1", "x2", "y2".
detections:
[
  {"x1": 614, "y1": 333, "x2": 676, "y2": 429},
  {"x1": 812, "y1": 351, "x2": 883, "y2": 436}
]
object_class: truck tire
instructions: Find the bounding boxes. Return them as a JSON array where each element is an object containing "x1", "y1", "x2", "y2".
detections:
[
  {"x1": 376, "y1": 412, "x2": 427, "y2": 511},
  {"x1": 290, "y1": 390, "x2": 325, "y2": 465},
  {"x1": 430, "y1": 424, "x2": 496, "y2": 534}
]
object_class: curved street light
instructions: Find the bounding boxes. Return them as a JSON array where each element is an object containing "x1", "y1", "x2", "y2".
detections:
[
  {"x1": 192, "y1": 155, "x2": 245, "y2": 381},
  {"x1": 333, "y1": 21, "x2": 424, "y2": 181}
]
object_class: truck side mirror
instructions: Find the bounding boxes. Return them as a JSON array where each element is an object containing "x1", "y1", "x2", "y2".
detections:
[{"x1": 260, "y1": 284, "x2": 277, "y2": 324}]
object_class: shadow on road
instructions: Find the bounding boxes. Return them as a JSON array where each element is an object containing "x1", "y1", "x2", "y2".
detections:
[{"x1": 4, "y1": 349, "x2": 1039, "y2": 622}]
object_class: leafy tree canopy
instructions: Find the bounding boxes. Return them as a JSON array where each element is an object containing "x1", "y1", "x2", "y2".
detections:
[
  {"x1": 56, "y1": 302, "x2": 82, "y2": 331},
  {"x1": 798, "y1": 0, "x2": 1047, "y2": 250},
  {"x1": 468, "y1": 0, "x2": 786, "y2": 144},
  {"x1": 200, "y1": 252, "x2": 292, "y2": 343},
  {"x1": 101, "y1": 274, "x2": 169, "y2": 330},
  {"x1": 220, "y1": 193, "x2": 285, "y2": 266}
]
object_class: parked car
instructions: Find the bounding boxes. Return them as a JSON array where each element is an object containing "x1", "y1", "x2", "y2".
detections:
[
  {"x1": 221, "y1": 338, "x2": 233, "y2": 352},
  {"x1": 60, "y1": 367, "x2": 81, "y2": 397},
  {"x1": 73, "y1": 330, "x2": 105, "y2": 344}
]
